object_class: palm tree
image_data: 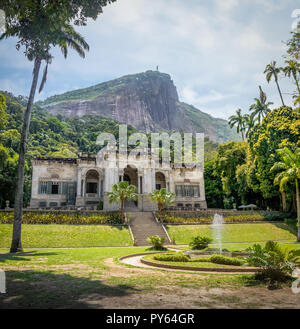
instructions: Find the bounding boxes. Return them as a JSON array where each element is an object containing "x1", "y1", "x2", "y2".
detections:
[
  {"x1": 148, "y1": 188, "x2": 175, "y2": 217},
  {"x1": 282, "y1": 59, "x2": 300, "y2": 94},
  {"x1": 243, "y1": 113, "x2": 256, "y2": 139},
  {"x1": 249, "y1": 87, "x2": 273, "y2": 124},
  {"x1": 228, "y1": 109, "x2": 246, "y2": 141},
  {"x1": 271, "y1": 147, "x2": 300, "y2": 241},
  {"x1": 264, "y1": 61, "x2": 285, "y2": 106},
  {"x1": 1, "y1": 22, "x2": 89, "y2": 252},
  {"x1": 107, "y1": 182, "x2": 138, "y2": 220}
]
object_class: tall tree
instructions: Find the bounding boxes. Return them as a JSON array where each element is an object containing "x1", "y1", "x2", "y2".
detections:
[
  {"x1": 264, "y1": 61, "x2": 285, "y2": 106},
  {"x1": 249, "y1": 86, "x2": 273, "y2": 124},
  {"x1": 228, "y1": 108, "x2": 246, "y2": 141},
  {"x1": 271, "y1": 147, "x2": 300, "y2": 241},
  {"x1": 0, "y1": 0, "x2": 116, "y2": 252},
  {"x1": 283, "y1": 59, "x2": 300, "y2": 94},
  {"x1": 286, "y1": 22, "x2": 300, "y2": 60},
  {"x1": 243, "y1": 113, "x2": 256, "y2": 139}
]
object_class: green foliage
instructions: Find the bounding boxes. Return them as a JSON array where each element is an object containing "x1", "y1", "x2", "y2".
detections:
[
  {"x1": 248, "y1": 107, "x2": 300, "y2": 208},
  {"x1": 0, "y1": 211, "x2": 123, "y2": 225},
  {"x1": 159, "y1": 214, "x2": 266, "y2": 224},
  {"x1": 148, "y1": 188, "x2": 175, "y2": 214},
  {"x1": 284, "y1": 218, "x2": 298, "y2": 232},
  {"x1": 189, "y1": 236, "x2": 212, "y2": 250},
  {"x1": 215, "y1": 141, "x2": 248, "y2": 206},
  {"x1": 153, "y1": 253, "x2": 190, "y2": 262},
  {"x1": 228, "y1": 108, "x2": 245, "y2": 140},
  {"x1": 286, "y1": 23, "x2": 300, "y2": 61},
  {"x1": 246, "y1": 241, "x2": 300, "y2": 282},
  {"x1": 0, "y1": 94, "x2": 8, "y2": 130},
  {"x1": 97, "y1": 200, "x2": 103, "y2": 211},
  {"x1": 263, "y1": 212, "x2": 291, "y2": 221},
  {"x1": 209, "y1": 254, "x2": 245, "y2": 266},
  {"x1": 146, "y1": 235, "x2": 167, "y2": 250},
  {"x1": 204, "y1": 160, "x2": 224, "y2": 208},
  {"x1": 152, "y1": 252, "x2": 244, "y2": 266}
]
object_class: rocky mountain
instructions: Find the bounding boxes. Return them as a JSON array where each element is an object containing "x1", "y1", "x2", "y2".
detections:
[{"x1": 37, "y1": 71, "x2": 239, "y2": 143}]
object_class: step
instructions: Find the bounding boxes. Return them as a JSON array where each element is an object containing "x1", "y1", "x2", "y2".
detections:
[{"x1": 128, "y1": 211, "x2": 171, "y2": 246}]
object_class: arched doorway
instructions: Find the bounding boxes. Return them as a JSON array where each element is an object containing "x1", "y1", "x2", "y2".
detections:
[
  {"x1": 155, "y1": 172, "x2": 166, "y2": 190},
  {"x1": 123, "y1": 165, "x2": 138, "y2": 189},
  {"x1": 85, "y1": 169, "x2": 99, "y2": 195}
]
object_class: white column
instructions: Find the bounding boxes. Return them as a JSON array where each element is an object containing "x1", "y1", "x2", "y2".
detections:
[
  {"x1": 142, "y1": 175, "x2": 145, "y2": 194},
  {"x1": 151, "y1": 169, "x2": 156, "y2": 191},
  {"x1": 138, "y1": 175, "x2": 141, "y2": 194},
  {"x1": 83, "y1": 179, "x2": 86, "y2": 197},
  {"x1": 98, "y1": 176, "x2": 101, "y2": 197},
  {"x1": 77, "y1": 169, "x2": 81, "y2": 196}
]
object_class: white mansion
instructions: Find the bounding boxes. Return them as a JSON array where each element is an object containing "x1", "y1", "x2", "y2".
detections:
[{"x1": 30, "y1": 152, "x2": 207, "y2": 211}]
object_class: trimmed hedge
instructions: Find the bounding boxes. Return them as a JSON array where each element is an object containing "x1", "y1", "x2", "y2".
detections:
[
  {"x1": 158, "y1": 214, "x2": 265, "y2": 224},
  {"x1": 209, "y1": 254, "x2": 245, "y2": 266},
  {"x1": 154, "y1": 253, "x2": 190, "y2": 262},
  {"x1": 153, "y1": 253, "x2": 245, "y2": 266},
  {"x1": 0, "y1": 211, "x2": 123, "y2": 225}
]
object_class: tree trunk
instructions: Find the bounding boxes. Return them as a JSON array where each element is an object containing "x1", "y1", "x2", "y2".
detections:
[
  {"x1": 294, "y1": 76, "x2": 300, "y2": 94},
  {"x1": 158, "y1": 201, "x2": 162, "y2": 217},
  {"x1": 121, "y1": 198, "x2": 124, "y2": 221},
  {"x1": 10, "y1": 57, "x2": 42, "y2": 253},
  {"x1": 281, "y1": 190, "x2": 287, "y2": 212},
  {"x1": 275, "y1": 79, "x2": 285, "y2": 106},
  {"x1": 296, "y1": 179, "x2": 300, "y2": 242}
]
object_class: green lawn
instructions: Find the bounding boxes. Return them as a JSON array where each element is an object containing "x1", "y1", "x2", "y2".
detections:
[
  {"x1": 0, "y1": 224, "x2": 133, "y2": 247},
  {"x1": 167, "y1": 223, "x2": 296, "y2": 245},
  {"x1": 0, "y1": 244, "x2": 300, "y2": 309}
]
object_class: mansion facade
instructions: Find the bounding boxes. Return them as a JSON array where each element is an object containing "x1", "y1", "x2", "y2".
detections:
[{"x1": 30, "y1": 152, "x2": 207, "y2": 211}]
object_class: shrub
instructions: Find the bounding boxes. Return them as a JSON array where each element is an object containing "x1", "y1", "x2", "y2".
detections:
[
  {"x1": 209, "y1": 254, "x2": 244, "y2": 266},
  {"x1": 154, "y1": 253, "x2": 190, "y2": 262},
  {"x1": 97, "y1": 200, "x2": 103, "y2": 210},
  {"x1": 189, "y1": 236, "x2": 212, "y2": 250},
  {"x1": 246, "y1": 241, "x2": 300, "y2": 283},
  {"x1": 263, "y1": 213, "x2": 287, "y2": 221},
  {"x1": 284, "y1": 218, "x2": 297, "y2": 232},
  {"x1": 159, "y1": 214, "x2": 265, "y2": 224},
  {"x1": 147, "y1": 235, "x2": 166, "y2": 250}
]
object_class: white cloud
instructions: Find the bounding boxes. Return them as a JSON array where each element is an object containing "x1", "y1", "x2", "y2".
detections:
[
  {"x1": 214, "y1": 0, "x2": 239, "y2": 11},
  {"x1": 0, "y1": 0, "x2": 297, "y2": 120},
  {"x1": 182, "y1": 87, "x2": 232, "y2": 106}
]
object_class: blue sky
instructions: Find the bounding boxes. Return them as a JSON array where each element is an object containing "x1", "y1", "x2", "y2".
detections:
[{"x1": 0, "y1": 0, "x2": 298, "y2": 119}]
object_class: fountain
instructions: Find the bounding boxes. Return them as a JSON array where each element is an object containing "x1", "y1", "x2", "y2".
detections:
[{"x1": 211, "y1": 213, "x2": 224, "y2": 254}]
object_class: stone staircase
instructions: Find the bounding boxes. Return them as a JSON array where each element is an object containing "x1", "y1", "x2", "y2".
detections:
[
  {"x1": 128, "y1": 212, "x2": 172, "y2": 246},
  {"x1": 124, "y1": 201, "x2": 139, "y2": 212}
]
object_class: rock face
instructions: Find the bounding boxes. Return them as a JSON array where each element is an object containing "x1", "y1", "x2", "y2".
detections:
[{"x1": 39, "y1": 71, "x2": 239, "y2": 143}]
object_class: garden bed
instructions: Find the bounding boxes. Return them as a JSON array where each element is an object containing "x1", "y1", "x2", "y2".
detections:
[
  {"x1": 141, "y1": 253, "x2": 257, "y2": 273},
  {"x1": 0, "y1": 211, "x2": 122, "y2": 225},
  {"x1": 158, "y1": 212, "x2": 285, "y2": 224}
]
